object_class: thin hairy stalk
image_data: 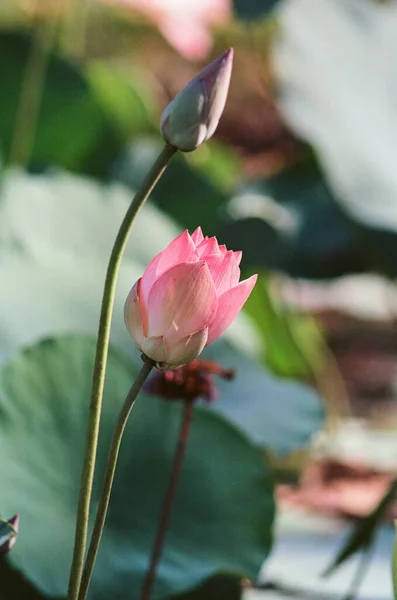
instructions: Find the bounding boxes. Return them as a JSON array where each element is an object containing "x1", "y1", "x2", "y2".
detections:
[
  {"x1": 139, "y1": 400, "x2": 195, "y2": 600},
  {"x1": 8, "y1": 17, "x2": 59, "y2": 167},
  {"x1": 67, "y1": 143, "x2": 177, "y2": 600},
  {"x1": 77, "y1": 359, "x2": 155, "y2": 600}
]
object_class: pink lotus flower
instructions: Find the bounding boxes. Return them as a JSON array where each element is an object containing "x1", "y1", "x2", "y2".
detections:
[{"x1": 125, "y1": 228, "x2": 257, "y2": 368}]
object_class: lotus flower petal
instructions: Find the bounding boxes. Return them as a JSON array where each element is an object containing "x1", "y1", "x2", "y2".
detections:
[
  {"x1": 164, "y1": 326, "x2": 209, "y2": 367},
  {"x1": 205, "y1": 251, "x2": 240, "y2": 295},
  {"x1": 141, "y1": 335, "x2": 169, "y2": 365},
  {"x1": 233, "y1": 250, "x2": 242, "y2": 266},
  {"x1": 147, "y1": 261, "x2": 218, "y2": 340},
  {"x1": 207, "y1": 274, "x2": 258, "y2": 345},
  {"x1": 140, "y1": 230, "x2": 197, "y2": 308},
  {"x1": 124, "y1": 279, "x2": 145, "y2": 347},
  {"x1": 191, "y1": 226, "x2": 204, "y2": 245},
  {"x1": 196, "y1": 236, "x2": 220, "y2": 257}
]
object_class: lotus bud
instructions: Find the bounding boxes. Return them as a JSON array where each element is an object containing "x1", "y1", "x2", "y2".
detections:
[
  {"x1": 124, "y1": 228, "x2": 257, "y2": 369},
  {"x1": 160, "y1": 48, "x2": 233, "y2": 152}
]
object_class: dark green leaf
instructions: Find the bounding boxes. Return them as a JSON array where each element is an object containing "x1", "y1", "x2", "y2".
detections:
[
  {"x1": 0, "y1": 31, "x2": 120, "y2": 176},
  {"x1": 0, "y1": 335, "x2": 274, "y2": 599},
  {"x1": 0, "y1": 558, "x2": 55, "y2": 600},
  {"x1": 170, "y1": 574, "x2": 242, "y2": 600},
  {"x1": 223, "y1": 158, "x2": 397, "y2": 279},
  {"x1": 243, "y1": 274, "x2": 324, "y2": 378},
  {"x1": 233, "y1": 0, "x2": 280, "y2": 20},
  {"x1": 0, "y1": 566, "x2": 243, "y2": 600},
  {"x1": 86, "y1": 62, "x2": 156, "y2": 138},
  {"x1": 220, "y1": 162, "x2": 364, "y2": 279},
  {"x1": 186, "y1": 143, "x2": 242, "y2": 192}
]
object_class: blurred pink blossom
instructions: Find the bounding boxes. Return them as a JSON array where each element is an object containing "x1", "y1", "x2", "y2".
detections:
[{"x1": 100, "y1": 0, "x2": 231, "y2": 60}]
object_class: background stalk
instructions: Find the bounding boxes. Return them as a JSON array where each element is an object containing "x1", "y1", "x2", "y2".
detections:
[
  {"x1": 8, "y1": 16, "x2": 59, "y2": 168},
  {"x1": 139, "y1": 399, "x2": 195, "y2": 600}
]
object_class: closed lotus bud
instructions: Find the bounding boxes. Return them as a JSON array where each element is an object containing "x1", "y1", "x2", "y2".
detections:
[
  {"x1": 124, "y1": 228, "x2": 257, "y2": 369},
  {"x1": 160, "y1": 48, "x2": 233, "y2": 152}
]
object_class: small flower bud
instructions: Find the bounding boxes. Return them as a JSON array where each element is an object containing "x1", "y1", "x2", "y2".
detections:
[{"x1": 160, "y1": 48, "x2": 233, "y2": 152}]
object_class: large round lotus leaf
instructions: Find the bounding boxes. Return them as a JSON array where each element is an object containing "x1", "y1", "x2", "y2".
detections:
[
  {"x1": 0, "y1": 168, "x2": 179, "y2": 364},
  {"x1": 273, "y1": 0, "x2": 397, "y2": 234},
  {"x1": 202, "y1": 339, "x2": 323, "y2": 455},
  {"x1": 170, "y1": 575, "x2": 242, "y2": 600},
  {"x1": 0, "y1": 559, "x2": 47, "y2": 600},
  {"x1": 0, "y1": 169, "x2": 324, "y2": 455},
  {"x1": 272, "y1": 0, "x2": 397, "y2": 278},
  {"x1": 0, "y1": 564, "x2": 243, "y2": 600},
  {"x1": 0, "y1": 335, "x2": 274, "y2": 599},
  {"x1": 0, "y1": 565, "x2": 243, "y2": 600}
]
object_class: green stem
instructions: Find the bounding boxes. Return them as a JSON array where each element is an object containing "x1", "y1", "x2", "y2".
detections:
[
  {"x1": 67, "y1": 143, "x2": 177, "y2": 600},
  {"x1": 77, "y1": 358, "x2": 155, "y2": 600},
  {"x1": 8, "y1": 18, "x2": 58, "y2": 168},
  {"x1": 139, "y1": 400, "x2": 195, "y2": 600}
]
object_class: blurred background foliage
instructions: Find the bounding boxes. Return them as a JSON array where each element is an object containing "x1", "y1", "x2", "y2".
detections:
[{"x1": 0, "y1": 0, "x2": 396, "y2": 599}]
